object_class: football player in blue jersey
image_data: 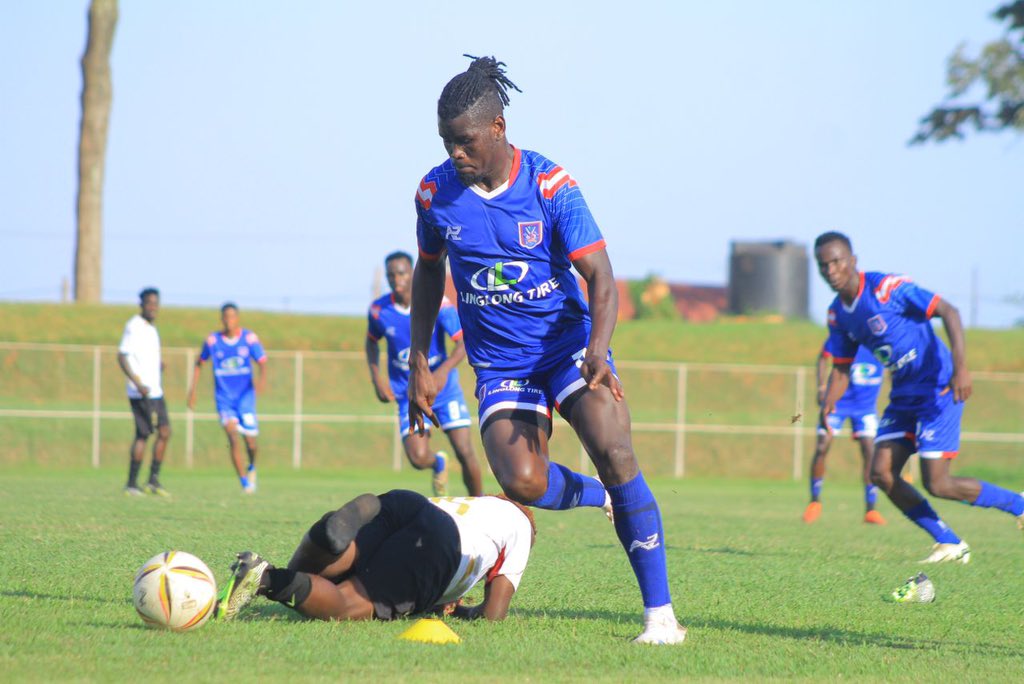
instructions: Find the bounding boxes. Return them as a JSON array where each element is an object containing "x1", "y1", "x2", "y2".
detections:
[
  {"x1": 804, "y1": 343, "x2": 887, "y2": 525},
  {"x1": 406, "y1": 56, "x2": 685, "y2": 644},
  {"x1": 187, "y1": 303, "x2": 267, "y2": 493},
  {"x1": 365, "y1": 251, "x2": 483, "y2": 496},
  {"x1": 815, "y1": 231, "x2": 1024, "y2": 563}
]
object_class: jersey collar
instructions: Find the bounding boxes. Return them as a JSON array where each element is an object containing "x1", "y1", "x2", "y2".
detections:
[
  {"x1": 389, "y1": 293, "x2": 411, "y2": 315},
  {"x1": 840, "y1": 272, "x2": 865, "y2": 314},
  {"x1": 467, "y1": 146, "x2": 521, "y2": 201}
]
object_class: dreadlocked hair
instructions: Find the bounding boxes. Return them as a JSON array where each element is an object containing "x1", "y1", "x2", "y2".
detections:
[{"x1": 437, "y1": 54, "x2": 522, "y2": 121}]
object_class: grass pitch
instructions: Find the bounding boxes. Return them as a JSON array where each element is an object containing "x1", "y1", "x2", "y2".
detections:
[{"x1": 2, "y1": 468, "x2": 1022, "y2": 682}]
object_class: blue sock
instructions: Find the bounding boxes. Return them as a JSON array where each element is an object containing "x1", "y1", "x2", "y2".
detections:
[
  {"x1": 865, "y1": 484, "x2": 878, "y2": 508},
  {"x1": 240, "y1": 475, "x2": 250, "y2": 488},
  {"x1": 810, "y1": 478, "x2": 823, "y2": 501},
  {"x1": 607, "y1": 472, "x2": 671, "y2": 608},
  {"x1": 970, "y1": 482, "x2": 1024, "y2": 516},
  {"x1": 904, "y1": 500, "x2": 961, "y2": 544},
  {"x1": 431, "y1": 453, "x2": 446, "y2": 474},
  {"x1": 528, "y1": 462, "x2": 607, "y2": 510}
]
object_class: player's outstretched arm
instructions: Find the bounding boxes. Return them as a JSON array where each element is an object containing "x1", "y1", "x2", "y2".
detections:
[
  {"x1": 815, "y1": 349, "x2": 830, "y2": 406},
  {"x1": 819, "y1": 364, "x2": 851, "y2": 435},
  {"x1": 571, "y1": 248, "x2": 623, "y2": 401},
  {"x1": 255, "y1": 358, "x2": 268, "y2": 395},
  {"x1": 451, "y1": 576, "x2": 516, "y2": 621},
  {"x1": 408, "y1": 256, "x2": 446, "y2": 433},
  {"x1": 933, "y1": 298, "x2": 972, "y2": 402},
  {"x1": 363, "y1": 336, "x2": 394, "y2": 403}
]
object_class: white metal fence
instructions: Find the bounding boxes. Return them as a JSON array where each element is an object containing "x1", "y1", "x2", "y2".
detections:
[{"x1": 1, "y1": 341, "x2": 1021, "y2": 478}]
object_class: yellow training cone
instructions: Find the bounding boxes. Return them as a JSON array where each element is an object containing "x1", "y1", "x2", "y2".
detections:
[{"x1": 398, "y1": 618, "x2": 461, "y2": 644}]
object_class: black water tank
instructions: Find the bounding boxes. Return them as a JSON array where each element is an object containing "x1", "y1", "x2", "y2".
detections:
[{"x1": 728, "y1": 240, "x2": 809, "y2": 318}]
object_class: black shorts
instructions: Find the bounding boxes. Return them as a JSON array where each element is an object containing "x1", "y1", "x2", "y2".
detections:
[
  {"x1": 129, "y1": 397, "x2": 169, "y2": 439},
  {"x1": 349, "y1": 490, "x2": 461, "y2": 620}
]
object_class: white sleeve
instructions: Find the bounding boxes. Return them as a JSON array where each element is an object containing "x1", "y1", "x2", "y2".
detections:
[
  {"x1": 118, "y1": 320, "x2": 135, "y2": 355},
  {"x1": 495, "y1": 528, "x2": 531, "y2": 592}
]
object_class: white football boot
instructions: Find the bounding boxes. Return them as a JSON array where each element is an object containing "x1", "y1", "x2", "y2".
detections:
[
  {"x1": 919, "y1": 541, "x2": 971, "y2": 564},
  {"x1": 634, "y1": 606, "x2": 687, "y2": 645}
]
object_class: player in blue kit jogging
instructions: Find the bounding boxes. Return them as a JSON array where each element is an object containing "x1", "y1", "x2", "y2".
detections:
[
  {"x1": 187, "y1": 303, "x2": 268, "y2": 493},
  {"x1": 803, "y1": 343, "x2": 886, "y2": 525},
  {"x1": 815, "y1": 231, "x2": 1024, "y2": 563},
  {"x1": 366, "y1": 251, "x2": 483, "y2": 496},
  {"x1": 406, "y1": 56, "x2": 685, "y2": 644}
]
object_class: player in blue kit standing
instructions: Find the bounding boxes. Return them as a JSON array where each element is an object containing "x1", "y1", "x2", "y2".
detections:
[
  {"x1": 804, "y1": 343, "x2": 887, "y2": 525},
  {"x1": 407, "y1": 56, "x2": 685, "y2": 644},
  {"x1": 365, "y1": 251, "x2": 483, "y2": 496},
  {"x1": 815, "y1": 231, "x2": 1024, "y2": 563},
  {"x1": 187, "y1": 303, "x2": 268, "y2": 493}
]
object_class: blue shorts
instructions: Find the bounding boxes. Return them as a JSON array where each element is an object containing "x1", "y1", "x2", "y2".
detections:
[
  {"x1": 216, "y1": 391, "x2": 258, "y2": 436},
  {"x1": 876, "y1": 391, "x2": 963, "y2": 459},
  {"x1": 474, "y1": 347, "x2": 617, "y2": 434},
  {"x1": 398, "y1": 381, "x2": 471, "y2": 436},
  {"x1": 819, "y1": 407, "x2": 878, "y2": 438}
]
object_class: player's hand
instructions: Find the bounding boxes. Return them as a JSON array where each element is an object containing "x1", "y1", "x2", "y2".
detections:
[
  {"x1": 372, "y1": 377, "x2": 394, "y2": 403},
  {"x1": 946, "y1": 367, "x2": 973, "y2": 403},
  {"x1": 408, "y1": 352, "x2": 441, "y2": 435},
  {"x1": 431, "y1": 369, "x2": 449, "y2": 393},
  {"x1": 816, "y1": 387, "x2": 827, "y2": 407},
  {"x1": 579, "y1": 352, "x2": 624, "y2": 401},
  {"x1": 138, "y1": 383, "x2": 151, "y2": 398},
  {"x1": 818, "y1": 402, "x2": 836, "y2": 436}
]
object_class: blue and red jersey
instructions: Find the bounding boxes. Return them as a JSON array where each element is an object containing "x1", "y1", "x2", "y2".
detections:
[
  {"x1": 822, "y1": 342, "x2": 882, "y2": 413},
  {"x1": 367, "y1": 294, "x2": 463, "y2": 399},
  {"x1": 415, "y1": 147, "x2": 605, "y2": 375},
  {"x1": 825, "y1": 272, "x2": 951, "y2": 400},
  {"x1": 199, "y1": 329, "x2": 267, "y2": 402}
]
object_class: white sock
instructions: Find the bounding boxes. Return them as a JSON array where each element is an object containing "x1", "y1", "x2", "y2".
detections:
[{"x1": 644, "y1": 603, "x2": 676, "y2": 624}]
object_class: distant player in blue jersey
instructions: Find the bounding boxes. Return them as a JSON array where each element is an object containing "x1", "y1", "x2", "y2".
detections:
[
  {"x1": 815, "y1": 231, "x2": 1024, "y2": 563},
  {"x1": 187, "y1": 303, "x2": 268, "y2": 493},
  {"x1": 803, "y1": 343, "x2": 886, "y2": 525},
  {"x1": 365, "y1": 251, "x2": 483, "y2": 496},
  {"x1": 406, "y1": 56, "x2": 685, "y2": 644}
]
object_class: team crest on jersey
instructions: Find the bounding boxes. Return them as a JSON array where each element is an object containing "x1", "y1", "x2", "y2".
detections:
[
  {"x1": 518, "y1": 221, "x2": 543, "y2": 249},
  {"x1": 867, "y1": 314, "x2": 888, "y2": 335}
]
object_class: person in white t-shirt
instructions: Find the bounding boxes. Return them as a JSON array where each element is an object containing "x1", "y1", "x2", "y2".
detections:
[
  {"x1": 117, "y1": 288, "x2": 171, "y2": 496},
  {"x1": 215, "y1": 490, "x2": 534, "y2": 623}
]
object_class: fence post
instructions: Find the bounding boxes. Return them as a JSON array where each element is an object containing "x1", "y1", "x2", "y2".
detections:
[
  {"x1": 793, "y1": 366, "x2": 807, "y2": 480},
  {"x1": 292, "y1": 351, "x2": 303, "y2": 469},
  {"x1": 185, "y1": 348, "x2": 195, "y2": 469},
  {"x1": 674, "y1": 364, "x2": 688, "y2": 478},
  {"x1": 91, "y1": 346, "x2": 101, "y2": 468}
]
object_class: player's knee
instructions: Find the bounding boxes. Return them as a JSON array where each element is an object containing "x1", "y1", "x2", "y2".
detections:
[
  {"x1": 497, "y1": 469, "x2": 547, "y2": 504},
  {"x1": 923, "y1": 475, "x2": 953, "y2": 499},
  {"x1": 158, "y1": 425, "x2": 172, "y2": 441},
  {"x1": 593, "y1": 443, "x2": 637, "y2": 478},
  {"x1": 869, "y1": 467, "x2": 892, "y2": 489}
]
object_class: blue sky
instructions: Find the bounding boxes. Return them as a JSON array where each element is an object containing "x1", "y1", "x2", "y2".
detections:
[{"x1": 2, "y1": 1, "x2": 1022, "y2": 327}]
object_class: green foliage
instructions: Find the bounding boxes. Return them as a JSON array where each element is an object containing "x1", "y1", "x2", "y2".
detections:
[
  {"x1": 2, "y1": 470, "x2": 1023, "y2": 681},
  {"x1": 627, "y1": 275, "x2": 679, "y2": 320},
  {"x1": 912, "y1": 2, "x2": 1024, "y2": 143}
]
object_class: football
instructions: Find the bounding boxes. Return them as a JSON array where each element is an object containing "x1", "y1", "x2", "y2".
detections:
[{"x1": 133, "y1": 551, "x2": 218, "y2": 631}]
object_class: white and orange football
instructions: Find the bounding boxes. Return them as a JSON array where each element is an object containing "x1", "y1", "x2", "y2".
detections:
[{"x1": 133, "y1": 551, "x2": 217, "y2": 631}]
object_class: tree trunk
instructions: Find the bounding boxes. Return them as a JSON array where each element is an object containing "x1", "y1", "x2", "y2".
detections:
[{"x1": 74, "y1": 0, "x2": 118, "y2": 303}]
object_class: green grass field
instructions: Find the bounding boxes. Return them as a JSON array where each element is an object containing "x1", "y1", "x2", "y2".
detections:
[{"x1": 2, "y1": 467, "x2": 1023, "y2": 682}]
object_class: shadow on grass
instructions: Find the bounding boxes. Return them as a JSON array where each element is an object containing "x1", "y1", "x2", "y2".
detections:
[
  {"x1": 1, "y1": 589, "x2": 127, "y2": 605},
  {"x1": 514, "y1": 607, "x2": 1019, "y2": 657}
]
